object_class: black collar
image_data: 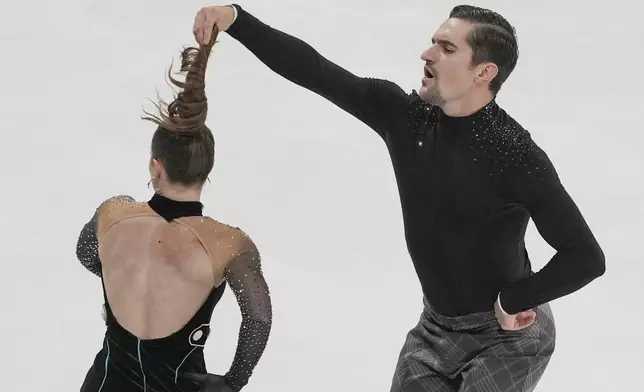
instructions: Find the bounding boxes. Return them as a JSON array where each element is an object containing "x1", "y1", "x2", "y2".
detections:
[
  {"x1": 147, "y1": 193, "x2": 203, "y2": 222},
  {"x1": 409, "y1": 90, "x2": 501, "y2": 129}
]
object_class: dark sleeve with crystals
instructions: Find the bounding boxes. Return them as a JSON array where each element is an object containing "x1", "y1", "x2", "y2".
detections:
[
  {"x1": 496, "y1": 137, "x2": 605, "y2": 314},
  {"x1": 223, "y1": 239, "x2": 272, "y2": 391},
  {"x1": 76, "y1": 211, "x2": 102, "y2": 277},
  {"x1": 226, "y1": 4, "x2": 409, "y2": 138}
]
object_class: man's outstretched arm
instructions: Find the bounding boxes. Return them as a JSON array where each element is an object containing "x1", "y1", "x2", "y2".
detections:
[{"x1": 195, "y1": 4, "x2": 410, "y2": 138}]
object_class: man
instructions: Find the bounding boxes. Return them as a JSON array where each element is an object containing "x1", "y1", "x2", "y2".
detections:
[{"x1": 192, "y1": 4, "x2": 606, "y2": 391}]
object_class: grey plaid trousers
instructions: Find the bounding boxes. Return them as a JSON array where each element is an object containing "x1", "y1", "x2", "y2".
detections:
[{"x1": 390, "y1": 298, "x2": 556, "y2": 392}]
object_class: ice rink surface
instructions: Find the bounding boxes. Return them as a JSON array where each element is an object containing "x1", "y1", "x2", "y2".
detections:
[{"x1": 1, "y1": 0, "x2": 642, "y2": 390}]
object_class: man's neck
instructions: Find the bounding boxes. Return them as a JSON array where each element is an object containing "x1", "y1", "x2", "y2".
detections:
[{"x1": 441, "y1": 91, "x2": 495, "y2": 117}]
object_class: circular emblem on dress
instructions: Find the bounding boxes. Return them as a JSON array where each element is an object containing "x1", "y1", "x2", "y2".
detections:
[{"x1": 189, "y1": 324, "x2": 211, "y2": 347}]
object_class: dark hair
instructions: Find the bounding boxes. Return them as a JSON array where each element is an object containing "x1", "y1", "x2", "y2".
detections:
[
  {"x1": 141, "y1": 27, "x2": 220, "y2": 187},
  {"x1": 449, "y1": 5, "x2": 518, "y2": 94}
]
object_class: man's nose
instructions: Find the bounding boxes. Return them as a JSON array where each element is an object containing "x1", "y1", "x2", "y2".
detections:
[{"x1": 420, "y1": 45, "x2": 437, "y2": 63}]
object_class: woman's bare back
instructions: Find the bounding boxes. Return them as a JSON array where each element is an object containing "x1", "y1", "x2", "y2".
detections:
[
  {"x1": 95, "y1": 197, "x2": 251, "y2": 340},
  {"x1": 100, "y1": 216, "x2": 215, "y2": 339},
  {"x1": 76, "y1": 194, "x2": 272, "y2": 391}
]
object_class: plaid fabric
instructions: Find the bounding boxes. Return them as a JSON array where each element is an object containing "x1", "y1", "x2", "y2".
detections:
[{"x1": 390, "y1": 298, "x2": 556, "y2": 392}]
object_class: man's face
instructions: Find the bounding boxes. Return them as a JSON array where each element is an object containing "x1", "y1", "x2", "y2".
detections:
[{"x1": 419, "y1": 18, "x2": 489, "y2": 107}]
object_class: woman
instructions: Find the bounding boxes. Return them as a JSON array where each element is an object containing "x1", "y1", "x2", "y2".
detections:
[{"x1": 75, "y1": 27, "x2": 272, "y2": 392}]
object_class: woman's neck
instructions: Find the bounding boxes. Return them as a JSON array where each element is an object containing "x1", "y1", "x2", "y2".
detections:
[{"x1": 155, "y1": 186, "x2": 202, "y2": 202}]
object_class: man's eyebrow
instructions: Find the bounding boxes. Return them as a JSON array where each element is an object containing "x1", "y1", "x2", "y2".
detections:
[{"x1": 432, "y1": 38, "x2": 458, "y2": 48}]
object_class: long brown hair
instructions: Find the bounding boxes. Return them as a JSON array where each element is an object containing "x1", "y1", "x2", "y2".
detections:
[{"x1": 142, "y1": 26, "x2": 220, "y2": 187}]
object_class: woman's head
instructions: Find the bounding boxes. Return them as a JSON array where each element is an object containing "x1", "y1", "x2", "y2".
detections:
[{"x1": 142, "y1": 27, "x2": 219, "y2": 194}]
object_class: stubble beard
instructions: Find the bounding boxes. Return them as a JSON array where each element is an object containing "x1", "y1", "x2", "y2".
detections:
[{"x1": 419, "y1": 84, "x2": 446, "y2": 107}]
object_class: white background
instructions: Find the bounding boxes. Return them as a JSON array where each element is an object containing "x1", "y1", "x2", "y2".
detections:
[{"x1": 1, "y1": 0, "x2": 643, "y2": 391}]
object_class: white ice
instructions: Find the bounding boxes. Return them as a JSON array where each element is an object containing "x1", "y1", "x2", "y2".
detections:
[{"x1": 0, "y1": 0, "x2": 643, "y2": 391}]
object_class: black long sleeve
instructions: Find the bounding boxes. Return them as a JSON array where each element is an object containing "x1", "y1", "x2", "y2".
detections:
[
  {"x1": 223, "y1": 241, "x2": 272, "y2": 391},
  {"x1": 226, "y1": 4, "x2": 409, "y2": 139},
  {"x1": 497, "y1": 139, "x2": 606, "y2": 314}
]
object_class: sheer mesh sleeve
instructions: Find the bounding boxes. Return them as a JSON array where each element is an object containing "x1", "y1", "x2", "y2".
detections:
[
  {"x1": 75, "y1": 195, "x2": 135, "y2": 278},
  {"x1": 76, "y1": 212, "x2": 102, "y2": 277},
  {"x1": 223, "y1": 239, "x2": 272, "y2": 391}
]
